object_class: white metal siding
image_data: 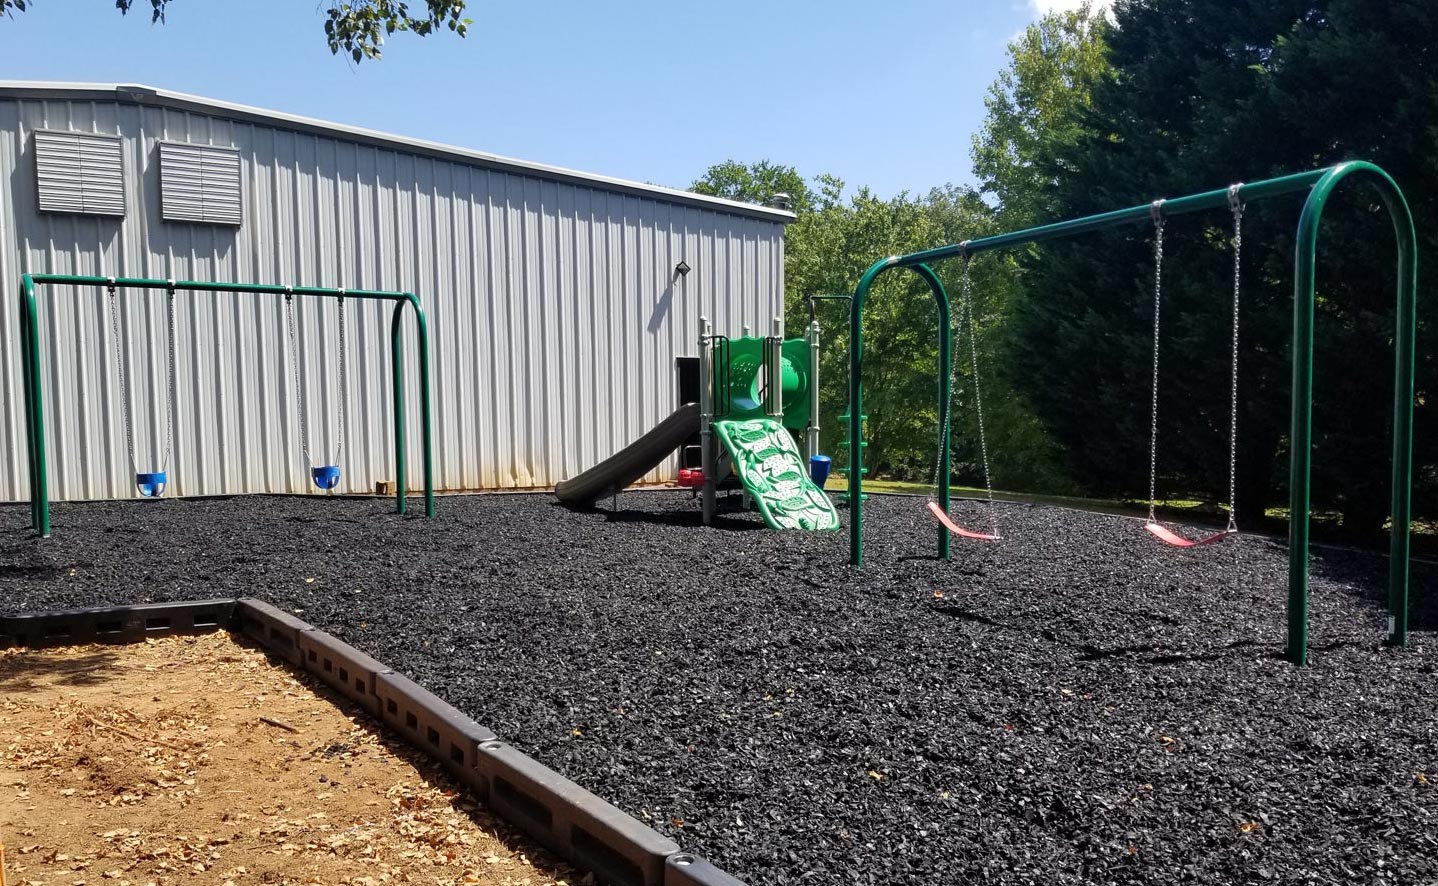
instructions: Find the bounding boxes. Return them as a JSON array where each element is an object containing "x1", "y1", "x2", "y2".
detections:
[
  {"x1": 159, "y1": 141, "x2": 242, "y2": 225},
  {"x1": 0, "y1": 96, "x2": 785, "y2": 502},
  {"x1": 34, "y1": 130, "x2": 126, "y2": 217}
]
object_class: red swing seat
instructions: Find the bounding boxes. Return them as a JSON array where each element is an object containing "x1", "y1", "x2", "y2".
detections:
[
  {"x1": 927, "y1": 501, "x2": 1000, "y2": 541},
  {"x1": 1144, "y1": 521, "x2": 1231, "y2": 548}
]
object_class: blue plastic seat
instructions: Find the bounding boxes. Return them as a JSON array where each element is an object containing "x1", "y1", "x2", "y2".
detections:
[
  {"x1": 136, "y1": 471, "x2": 167, "y2": 498},
  {"x1": 311, "y1": 465, "x2": 341, "y2": 490}
]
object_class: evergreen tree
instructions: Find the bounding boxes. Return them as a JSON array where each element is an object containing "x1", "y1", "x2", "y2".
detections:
[{"x1": 1006, "y1": 0, "x2": 1437, "y2": 531}]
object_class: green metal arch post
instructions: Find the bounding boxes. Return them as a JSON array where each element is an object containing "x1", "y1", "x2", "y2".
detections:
[
  {"x1": 20, "y1": 274, "x2": 46, "y2": 534},
  {"x1": 1287, "y1": 161, "x2": 1417, "y2": 664},
  {"x1": 848, "y1": 259, "x2": 953, "y2": 566},
  {"x1": 390, "y1": 294, "x2": 436, "y2": 519},
  {"x1": 20, "y1": 275, "x2": 436, "y2": 535}
]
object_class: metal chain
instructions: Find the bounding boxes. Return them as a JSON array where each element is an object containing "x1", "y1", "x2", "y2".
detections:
[
  {"x1": 162, "y1": 283, "x2": 177, "y2": 473},
  {"x1": 106, "y1": 283, "x2": 138, "y2": 474},
  {"x1": 930, "y1": 253, "x2": 963, "y2": 500},
  {"x1": 335, "y1": 294, "x2": 347, "y2": 467},
  {"x1": 1226, "y1": 185, "x2": 1244, "y2": 533},
  {"x1": 962, "y1": 257, "x2": 1001, "y2": 538},
  {"x1": 284, "y1": 291, "x2": 311, "y2": 467},
  {"x1": 1147, "y1": 200, "x2": 1166, "y2": 524}
]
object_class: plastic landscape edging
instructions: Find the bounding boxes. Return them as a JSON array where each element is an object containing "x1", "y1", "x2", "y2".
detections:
[
  {"x1": 0, "y1": 598, "x2": 236, "y2": 648},
  {"x1": 0, "y1": 597, "x2": 750, "y2": 886}
]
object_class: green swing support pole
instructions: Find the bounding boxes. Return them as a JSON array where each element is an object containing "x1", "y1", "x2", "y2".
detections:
[
  {"x1": 20, "y1": 274, "x2": 437, "y2": 536},
  {"x1": 848, "y1": 261, "x2": 953, "y2": 564},
  {"x1": 846, "y1": 161, "x2": 1417, "y2": 665}
]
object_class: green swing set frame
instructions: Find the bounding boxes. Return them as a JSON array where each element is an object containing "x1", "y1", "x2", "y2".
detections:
[
  {"x1": 845, "y1": 161, "x2": 1418, "y2": 666},
  {"x1": 19, "y1": 275, "x2": 436, "y2": 537}
]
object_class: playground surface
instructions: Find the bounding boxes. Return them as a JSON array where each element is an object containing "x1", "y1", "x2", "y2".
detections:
[
  {"x1": 2, "y1": 492, "x2": 1435, "y2": 885},
  {"x1": 0, "y1": 630, "x2": 570, "y2": 886}
]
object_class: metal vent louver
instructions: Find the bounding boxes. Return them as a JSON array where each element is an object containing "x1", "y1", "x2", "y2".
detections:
[
  {"x1": 34, "y1": 131, "x2": 126, "y2": 217},
  {"x1": 159, "y1": 141, "x2": 242, "y2": 225}
]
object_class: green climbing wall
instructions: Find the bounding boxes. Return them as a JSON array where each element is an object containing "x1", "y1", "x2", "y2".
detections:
[{"x1": 712, "y1": 418, "x2": 840, "y2": 531}]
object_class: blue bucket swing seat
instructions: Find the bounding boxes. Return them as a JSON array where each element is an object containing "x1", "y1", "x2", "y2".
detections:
[{"x1": 286, "y1": 290, "x2": 349, "y2": 493}]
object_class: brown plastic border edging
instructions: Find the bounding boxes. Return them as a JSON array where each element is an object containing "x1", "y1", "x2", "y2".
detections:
[{"x1": 0, "y1": 598, "x2": 749, "y2": 886}]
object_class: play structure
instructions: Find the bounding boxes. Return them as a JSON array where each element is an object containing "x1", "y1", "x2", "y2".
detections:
[
  {"x1": 18, "y1": 274, "x2": 436, "y2": 537},
  {"x1": 555, "y1": 317, "x2": 839, "y2": 531},
  {"x1": 842, "y1": 161, "x2": 1417, "y2": 666}
]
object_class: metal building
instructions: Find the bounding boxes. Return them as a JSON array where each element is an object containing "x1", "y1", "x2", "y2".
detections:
[{"x1": 0, "y1": 82, "x2": 791, "y2": 503}]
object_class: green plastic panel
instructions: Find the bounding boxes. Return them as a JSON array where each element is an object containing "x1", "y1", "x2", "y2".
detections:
[
  {"x1": 712, "y1": 418, "x2": 839, "y2": 531},
  {"x1": 716, "y1": 337, "x2": 812, "y2": 430}
]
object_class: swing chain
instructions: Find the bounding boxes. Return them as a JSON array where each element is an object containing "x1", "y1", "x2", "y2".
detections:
[
  {"x1": 335, "y1": 292, "x2": 347, "y2": 468},
  {"x1": 962, "y1": 256, "x2": 1001, "y2": 538},
  {"x1": 1226, "y1": 185, "x2": 1244, "y2": 533},
  {"x1": 930, "y1": 245, "x2": 965, "y2": 499},
  {"x1": 284, "y1": 289, "x2": 312, "y2": 467},
  {"x1": 1147, "y1": 200, "x2": 1166, "y2": 524},
  {"x1": 106, "y1": 280, "x2": 138, "y2": 475}
]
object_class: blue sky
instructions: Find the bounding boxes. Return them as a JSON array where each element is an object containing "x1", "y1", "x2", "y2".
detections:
[{"x1": 2, "y1": 0, "x2": 1101, "y2": 198}]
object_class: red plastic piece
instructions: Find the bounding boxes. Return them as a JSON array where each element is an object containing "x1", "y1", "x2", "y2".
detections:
[
  {"x1": 926, "y1": 501, "x2": 1000, "y2": 541},
  {"x1": 677, "y1": 468, "x2": 705, "y2": 488},
  {"x1": 1144, "y1": 522, "x2": 1230, "y2": 548}
]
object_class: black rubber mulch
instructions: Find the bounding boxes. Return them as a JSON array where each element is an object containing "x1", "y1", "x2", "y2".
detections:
[{"x1": 2, "y1": 492, "x2": 1436, "y2": 885}]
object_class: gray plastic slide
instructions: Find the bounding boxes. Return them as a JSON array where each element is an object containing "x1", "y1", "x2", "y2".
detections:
[{"x1": 554, "y1": 403, "x2": 701, "y2": 505}]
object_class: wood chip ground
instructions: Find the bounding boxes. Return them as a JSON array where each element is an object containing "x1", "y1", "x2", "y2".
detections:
[{"x1": 0, "y1": 632, "x2": 578, "y2": 886}]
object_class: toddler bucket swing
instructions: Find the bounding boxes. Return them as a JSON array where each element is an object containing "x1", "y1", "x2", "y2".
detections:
[
  {"x1": 927, "y1": 252, "x2": 1001, "y2": 541},
  {"x1": 285, "y1": 289, "x2": 349, "y2": 491},
  {"x1": 107, "y1": 279, "x2": 177, "y2": 498},
  {"x1": 1143, "y1": 186, "x2": 1245, "y2": 547}
]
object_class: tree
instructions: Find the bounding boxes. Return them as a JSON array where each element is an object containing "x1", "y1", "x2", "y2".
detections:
[
  {"x1": 690, "y1": 160, "x2": 818, "y2": 215},
  {"x1": 1005, "y1": 0, "x2": 1438, "y2": 533},
  {"x1": 0, "y1": 0, "x2": 470, "y2": 62},
  {"x1": 691, "y1": 161, "x2": 1072, "y2": 492},
  {"x1": 971, "y1": 2, "x2": 1113, "y2": 227}
]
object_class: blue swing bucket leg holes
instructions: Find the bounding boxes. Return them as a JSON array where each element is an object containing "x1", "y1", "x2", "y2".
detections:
[
  {"x1": 135, "y1": 471, "x2": 167, "y2": 498},
  {"x1": 809, "y1": 454, "x2": 832, "y2": 487},
  {"x1": 311, "y1": 465, "x2": 341, "y2": 490}
]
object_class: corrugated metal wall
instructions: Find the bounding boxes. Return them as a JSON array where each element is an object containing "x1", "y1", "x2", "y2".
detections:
[{"x1": 0, "y1": 95, "x2": 785, "y2": 502}]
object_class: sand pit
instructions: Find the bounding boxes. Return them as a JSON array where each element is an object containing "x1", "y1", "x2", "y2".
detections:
[{"x1": 0, "y1": 631, "x2": 574, "y2": 886}]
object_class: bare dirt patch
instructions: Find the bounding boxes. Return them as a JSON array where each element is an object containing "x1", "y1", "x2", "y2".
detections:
[{"x1": 0, "y1": 631, "x2": 575, "y2": 886}]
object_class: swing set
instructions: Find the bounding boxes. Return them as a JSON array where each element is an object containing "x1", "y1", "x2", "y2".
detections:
[
  {"x1": 19, "y1": 274, "x2": 436, "y2": 538},
  {"x1": 846, "y1": 161, "x2": 1417, "y2": 665}
]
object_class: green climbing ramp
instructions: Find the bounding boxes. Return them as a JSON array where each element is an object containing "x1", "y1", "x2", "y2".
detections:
[{"x1": 712, "y1": 418, "x2": 840, "y2": 531}]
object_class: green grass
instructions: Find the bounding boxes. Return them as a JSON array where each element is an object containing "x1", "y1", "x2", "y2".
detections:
[
  {"x1": 828, "y1": 476, "x2": 1438, "y2": 549},
  {"x1": 832, "y1": 476, "x2": 1199, "y2": 518}
]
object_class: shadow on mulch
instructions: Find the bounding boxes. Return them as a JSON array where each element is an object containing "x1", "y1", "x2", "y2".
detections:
[
  {"x1": 1307, "y1": 542, "x2": 1438, "y2": 631},
  {"x1": 550, "y1": 498, "x2": 768, "y2": 532}
]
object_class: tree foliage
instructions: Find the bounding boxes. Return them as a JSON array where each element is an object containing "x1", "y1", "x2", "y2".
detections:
[
  {"x1": 1003, "y1": 0, "x2": 1438, "y2": 531},
  {"x1": 691, "y1": 162, "x2": 1071, "y2": 491},
  {"x1": 690, "y1": 160, "x2": 821, "y2": 216},
  {"x1": 695, "y1": 2, "x2": 1437, "y2": 537},
  {"x1": 0, "y1": 0, "x2": 470, "y2": 62},
  {"x1": 972, "y1": 2, "x2": 1113, "y2": 227}
]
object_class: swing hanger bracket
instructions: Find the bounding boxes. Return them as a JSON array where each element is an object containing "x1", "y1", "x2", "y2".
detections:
[
  {"x1": 1149, "y1": 199, "x2": 1166, "y2": 226},
  {"x1": 1228, "y1": 183, "x2": 1245, "y2": 213}
]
